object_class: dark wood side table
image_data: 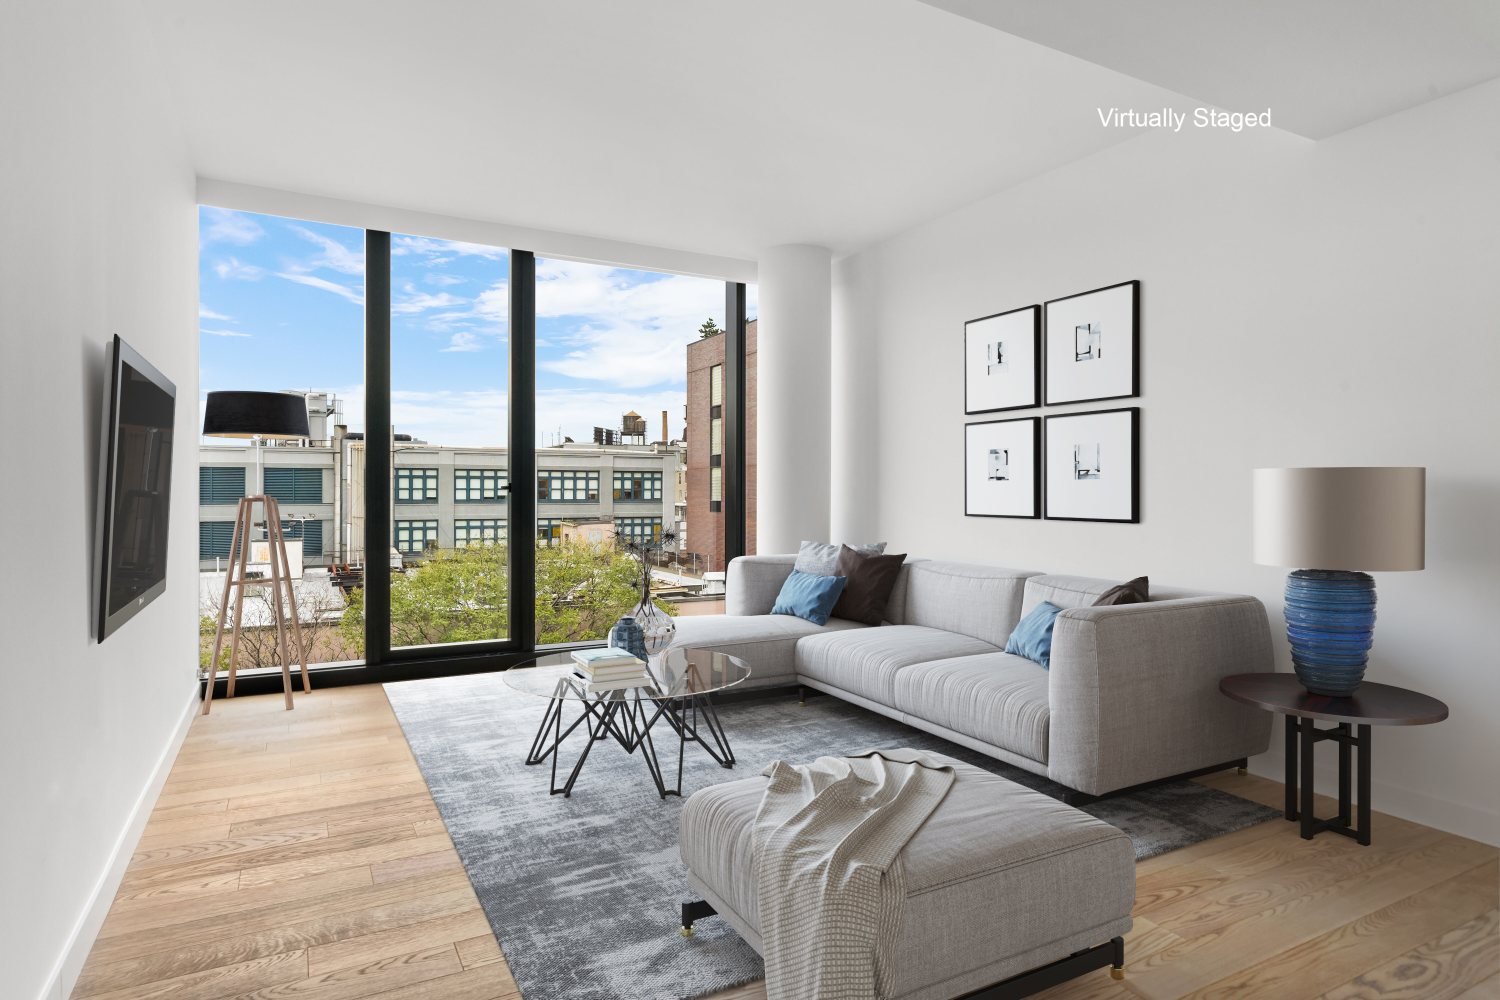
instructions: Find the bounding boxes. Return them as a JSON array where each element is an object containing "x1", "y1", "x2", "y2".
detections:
[{"x1": 1219, "y1": 673, "x2": 1448, "y2": 846}]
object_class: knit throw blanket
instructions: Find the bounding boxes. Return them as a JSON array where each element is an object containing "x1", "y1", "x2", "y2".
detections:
[{"x1": 753, "y1": 749, "x2": 956, "y2": 1000}]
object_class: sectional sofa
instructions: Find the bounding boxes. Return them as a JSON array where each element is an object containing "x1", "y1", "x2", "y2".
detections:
[{"x1": 669, "y1": 555, "x2": 1274, "y2": 799}]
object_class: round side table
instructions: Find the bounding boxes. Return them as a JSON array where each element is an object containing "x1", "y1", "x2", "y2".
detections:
[{"x1": 1219, "y1": 673, "x2": 1448, "y2": 846}]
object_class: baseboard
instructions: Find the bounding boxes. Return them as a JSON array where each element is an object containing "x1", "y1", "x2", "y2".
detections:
[
  {"x1": 39, "y1": 683, "x2": 201, "y2": 1000},
  {"x1": 1248, "y1": 753, "x2": 1499, "y2": 848}
]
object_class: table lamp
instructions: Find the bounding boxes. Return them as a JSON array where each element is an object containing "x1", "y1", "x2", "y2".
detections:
[
  {"x1": 200, "y1": 391, "x2": 313, "y2": 715},
  {"x1": 1252, "y1": 467, "x2": 1424, "y2": 697}
]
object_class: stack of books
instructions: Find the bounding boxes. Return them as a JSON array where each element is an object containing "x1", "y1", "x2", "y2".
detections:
[{"x1": 570, "y1": 647, "x2": 650, "y2": 692}]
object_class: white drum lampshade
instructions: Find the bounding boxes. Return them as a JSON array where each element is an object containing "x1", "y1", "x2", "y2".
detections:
[
  {"x1": 1252, "y1": 467, "x2": 1424, "y2": 697},
  {"x1": 1252, "y1": 467, "x2": 1425, "y2": 571}
]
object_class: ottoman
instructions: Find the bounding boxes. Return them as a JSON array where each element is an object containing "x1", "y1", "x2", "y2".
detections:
[{"x1": 678, "y1": 754, "x2": 1135, "y2": 1000}]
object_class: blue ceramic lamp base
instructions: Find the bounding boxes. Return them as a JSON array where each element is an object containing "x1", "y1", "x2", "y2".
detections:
[{"x1": 1284, "y1": 570, "x2": 1376, "y2": 698}]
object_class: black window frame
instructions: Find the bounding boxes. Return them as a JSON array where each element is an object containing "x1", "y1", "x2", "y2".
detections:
[{"x1": 207, "y1": 241, "x2": 747, "y2": 697}]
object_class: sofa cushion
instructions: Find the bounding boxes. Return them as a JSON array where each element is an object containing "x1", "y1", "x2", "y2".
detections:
[
  {"x1": 795, "y1": 625, "x2": 999, "y2": 705},
  {"x1": 1023, "y1": 574, "x2": 1224, "y2": 615},
  {"x1": 669, "y1": 614, "x2": 866, "y2": 689},
  {"x1": 893, "y1": 653, "x2": 1051, "y2": 764},
  {"x1": 679, "y1": 755, "x2": 1135, "y2": 999},
  {"x1": 903, "y1": 561, "x2": 1044, "y2": 647}
]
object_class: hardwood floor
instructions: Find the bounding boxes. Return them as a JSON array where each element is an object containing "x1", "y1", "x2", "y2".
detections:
[{"x1": 71, "y1": 683, "x2": 1498, "y2": 1000}]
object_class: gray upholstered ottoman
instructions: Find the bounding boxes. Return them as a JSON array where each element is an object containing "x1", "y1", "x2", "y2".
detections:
[{"x1": 678, "y1": 754, "x2": 1135, "y2": 1000}]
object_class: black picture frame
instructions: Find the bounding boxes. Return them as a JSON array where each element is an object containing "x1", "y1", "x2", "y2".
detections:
[
  {"x1": 964, "y1": 416, "x2": 1041, "y2": 518},
  {"x1": 965, "y1": 304, "x2": 1040, "y2": 414},
  {"x1": 1043, "y1": 407, "x2": 1139, "y2": 523},
  {"x1": 1044, "y1": 280, "x2": 1139, "y2": 405}
]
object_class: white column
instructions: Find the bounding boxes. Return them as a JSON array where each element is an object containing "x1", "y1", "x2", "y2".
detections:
[
  {"x1": 830, "y1": 252, "x2": 880, "y2": 544},
  {"x1": 756, "y1": 244, "x2": 831, "y2": 555}
]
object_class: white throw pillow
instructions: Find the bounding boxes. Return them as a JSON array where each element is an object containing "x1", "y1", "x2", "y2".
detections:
[{"x1": 794, "y1": 540, "x2": 888, "y2": 576}]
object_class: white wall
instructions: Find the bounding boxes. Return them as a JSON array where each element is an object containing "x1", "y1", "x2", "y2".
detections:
[
  {"x1": 833, "y1": 81, "x2": 1500, "y2": 844},
  {"x1": 0, "y1": 4, "x2": 199, "y2": 998}
]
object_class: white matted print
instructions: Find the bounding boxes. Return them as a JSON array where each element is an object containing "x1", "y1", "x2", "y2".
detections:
[
  {"x1": 966, "y1": 417, "x2": 1040, "y2": 518},
  {"x1": 965, "y1": 305, "x2": 1039, "y2": 413},
  {"x1": 1044, "y1": 408, "x2": 1138, "y2": 522},
  {"x1": 1044, "y1": 281, "x2": 1138, "y2": 404}
]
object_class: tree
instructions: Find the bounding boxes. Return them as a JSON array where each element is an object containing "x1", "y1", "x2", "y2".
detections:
[
  {"x1": 698, "y1": 318, "x2": 722, "y2": 338},
  {"x1": 200, "y1": 579, "x2": 352, "y2": 671},
  {"x1": 336, "y1": 540, "x2": 677, "y2": 656}
]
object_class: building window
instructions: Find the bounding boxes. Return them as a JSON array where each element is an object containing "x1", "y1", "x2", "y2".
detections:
[
  {"x1": 263, "y1": 467, "x2": 323, "y2": 503},
  {"x1": 281, "y1": 519, "x2": 324, "y2": 556},
  {"x1": 455, "y1": 519, "x2": 506, "y2": 546},
  {"x1": 615, "y1": 516, "x2": 663, "y2": 544},
  {"x1": 199, "y1": 466, "x2": 246, "y2": 505},
  {"x1": 396, "y1": 468, "x2": 439, "y2": 503},
  {"x1": 455, "y1": 468, "x2": 507, "y2": 502},
  {"x1": 710, "y1": 363, "x2": 723, "y2": 407},
  {"x1": 537, "y1": 518, "x2": 565, "y2": 546},
  {"x1": 199, "y1": 521, "x2": 236, "y2": 559},
  {"x1": 709, "y1": 466, "x2": 722, "y2": 513},
  {"x1": 538, "y1": 470, "x2": 599, "y2": 502},
  {"x1": 613, "y1": 471, "x2": 662, "y2": 502},
  {"x1": 395, "y1": 519, "x2": 439, "y2": 552}
]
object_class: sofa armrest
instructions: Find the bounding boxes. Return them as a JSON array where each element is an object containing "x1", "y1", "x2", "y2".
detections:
[
  {"x1": 1047, "y1": 595, "x2": 1275, "y2": 796},
  {"x1": 725, "y1": 555, "x2": 798, "y2": 616}
]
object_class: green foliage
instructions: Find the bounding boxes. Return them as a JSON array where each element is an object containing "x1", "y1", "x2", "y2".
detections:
[
  {"x1": 199, "y1": 613, "x2": 232, "y2": 672},
  {"x1": 336, "y1": 541, "x2": 678, "y2": 653},
  {"x1": 698, "y1": 318, "x2": 722, "y2": 338}
]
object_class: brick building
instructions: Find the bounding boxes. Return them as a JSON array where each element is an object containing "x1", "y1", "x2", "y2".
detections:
[{"x1": 684, "y1": 319, "x2": 757, "y2": 572}]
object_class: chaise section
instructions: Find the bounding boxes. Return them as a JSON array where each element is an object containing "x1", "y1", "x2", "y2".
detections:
[
  {"x1": 892, "y1": 652, "x2": 1050, "y2": 764},
  {"x1": 669, "y1": 613, "x2": 867, "y2": 690},
  {"x1": 795, "y1": 626, "x2": 999, "y2": 705}
]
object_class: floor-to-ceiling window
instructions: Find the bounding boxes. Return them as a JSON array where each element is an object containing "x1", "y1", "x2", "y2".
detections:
[{"x1": 196, "y1": 208, "x2": 365, "y2": 672}]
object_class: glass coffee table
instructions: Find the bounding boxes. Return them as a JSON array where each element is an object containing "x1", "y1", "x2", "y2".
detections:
[{"x1": 504, "y1": 647, "x2": 750, "y2": 799}]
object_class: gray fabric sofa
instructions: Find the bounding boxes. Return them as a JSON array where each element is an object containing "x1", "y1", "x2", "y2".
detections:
[{"x1": 669, "y1": 555, "x2": 1274, "y2": 797}]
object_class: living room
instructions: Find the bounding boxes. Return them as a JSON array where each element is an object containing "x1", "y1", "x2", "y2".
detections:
[{"x1": 4, "y1": 3, "x2": 1497, "y2": 1000}]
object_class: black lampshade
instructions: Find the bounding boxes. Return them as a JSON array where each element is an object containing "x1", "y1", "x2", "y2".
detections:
[{"x1": 202, "y1": 391, "x2": 311, "y2": 439}]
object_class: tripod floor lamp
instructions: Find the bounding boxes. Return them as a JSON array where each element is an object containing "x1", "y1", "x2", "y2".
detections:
[{"x1": 202, "y1": 391, "x2": 314, "y2": 714}]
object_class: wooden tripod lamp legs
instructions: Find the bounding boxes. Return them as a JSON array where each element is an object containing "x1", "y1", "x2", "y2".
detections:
[{"x1": 201, "y1": 495, "x2": 312, "y2": 715}]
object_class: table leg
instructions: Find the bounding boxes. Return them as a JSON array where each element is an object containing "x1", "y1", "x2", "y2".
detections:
[
  {"x1": 1284, "y1": 714, "x2": 1299, "y2": 822},
  {"x1": 1299, "y1": 713, "x2": 1316, "y2": 841},
  {"x1": 1357, "y1": 724, "x2": 1371, "y2": 846},
  {"x1": 1338, "y1": 723, "x2": 1352, "y2": 829}
]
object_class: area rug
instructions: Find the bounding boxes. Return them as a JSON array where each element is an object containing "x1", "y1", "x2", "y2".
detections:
[{"x1": 383, "y1": 674, "x2": 1279, "y2": 1000}]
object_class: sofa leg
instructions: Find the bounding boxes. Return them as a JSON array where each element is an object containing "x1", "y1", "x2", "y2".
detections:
[
  {"x1": 1237, "y1": 757, "x2": 1249, "y2": 775},
  {"x1": 798, "y1": 686, "x2": 805, "y2": 707},
  {"x1": 1110, "y1": 935, "x2": 1125, "y2": 979},
  {"x1": 681, "y1": 898, "x2": 717, "y2": 936}
]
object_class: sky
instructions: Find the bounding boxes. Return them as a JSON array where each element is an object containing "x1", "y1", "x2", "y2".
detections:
[{"x1": 198, "y1": 207, "x2": 755, "y2": 447}]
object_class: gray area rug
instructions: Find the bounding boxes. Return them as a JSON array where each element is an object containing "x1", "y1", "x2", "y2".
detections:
[{"x1": 383, "y1": 674, "x2": 1279, "y2": 1000}]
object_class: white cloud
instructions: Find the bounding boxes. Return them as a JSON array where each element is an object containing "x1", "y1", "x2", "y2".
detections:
[
  {"x1": 392, "y1": 235, "x2": 506, "y2": 261},
  {"x1": 533, "y1": 259, "x2": 723, "y2": 389},
  {"x1": 425, "y1": 274, "x2": 465, "y2": 286},
  {"x1": 201, "y1": 208, "x2": 265, "y2": 246},
  {"x1": 199, "y1": 304, "x2": 233, "y2": 320},
  {"x1": 201, "y1": 328, "x2": 252, "y2": 338},
  {"x1": 536, "y1": 388, "x2": 687, "y2": 447},
  {"x1": 474, "y1": 283, "x2": 509, "y2": 324},
  {"x1": 214, "y1": 258, "x2": 263, "y2": 280},
  {"x1": 392, "y1": 286, "x2": 466, "y2": 314},
  {"x1": 287, "y1": 225, "x2": 365, "y2": 275},
  {"x1": 275, "y1": 272, "x2": 365, "y2": 304},
  {"x1": 440, "y1": 332, "x2": 484, "y2": 352},
  {"x1": 391, "y1": 389, "x2": 507, "y2": 448}
]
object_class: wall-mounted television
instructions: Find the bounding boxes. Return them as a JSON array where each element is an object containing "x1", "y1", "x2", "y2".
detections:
[{"x1": 94, "y1": 335, "x2": 176, "y2": 642}]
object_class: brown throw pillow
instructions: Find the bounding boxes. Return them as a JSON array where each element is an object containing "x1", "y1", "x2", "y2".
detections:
[
  {"x1": 829, "y1": 544, "x2": 908, "y2": 627},
  {"x1": 1092, "y1": 576, "x2": 1149, "y2": 606}
]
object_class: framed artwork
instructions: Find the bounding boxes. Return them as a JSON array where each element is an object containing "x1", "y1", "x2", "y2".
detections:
[
  {"x1": 965, "y1": 416, "x2": 1040, "y2": 518},
  {"x1": 1044, "y1": 280, "x2": 1139, "y2": 405},
  {"x1": 965, "y1": 304, "x2": 1039, "y2": 413},
  {"x1": 1044, "y1": 407, "x2": 1139, "y2": 522}
]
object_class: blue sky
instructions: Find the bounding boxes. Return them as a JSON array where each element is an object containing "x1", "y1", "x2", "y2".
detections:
[{"x1": 199, "y1": 207, "x2": 754, "y2": 447}]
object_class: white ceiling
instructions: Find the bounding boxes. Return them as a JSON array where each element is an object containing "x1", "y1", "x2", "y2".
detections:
[
  {"x1": 920, "y1": 0, "x2": 1500, "y2": 140},
  {"x1": 141, "y1": 1, "x2": 1497, "y2": 265}
]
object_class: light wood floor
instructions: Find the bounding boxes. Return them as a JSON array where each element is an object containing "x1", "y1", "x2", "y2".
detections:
[{"x1": 72, "y1": 684, "x2": 1498, "y2": 1000}]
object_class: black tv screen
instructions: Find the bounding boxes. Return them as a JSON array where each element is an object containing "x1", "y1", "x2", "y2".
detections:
[{"x1": 96, "y1": 336, "x2": 176, "y2": 641}]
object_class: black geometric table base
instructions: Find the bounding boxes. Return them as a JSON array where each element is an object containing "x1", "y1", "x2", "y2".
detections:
[
  {"x1": 524, "y1": 681, "x2": 736, "y2": 799},
  {"x1": 1284, "y1": 714, "x2": 1371, "y2": 846}
]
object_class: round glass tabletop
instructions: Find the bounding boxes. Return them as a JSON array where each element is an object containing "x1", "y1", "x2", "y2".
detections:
[{"x1": 503, "y1": 647, "x2": 750, "y2": 702}]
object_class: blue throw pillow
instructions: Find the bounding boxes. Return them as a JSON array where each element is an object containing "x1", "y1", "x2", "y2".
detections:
[
  {"x1": 771, "y1": 570, "x2": 848, "y2": 626},
  {"x1": 1005, "y1": 601, "x2": 1063, "y2": 669}
]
